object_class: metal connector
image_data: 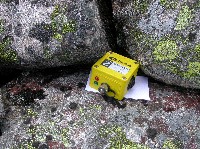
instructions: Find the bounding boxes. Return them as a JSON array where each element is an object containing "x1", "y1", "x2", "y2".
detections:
[{"x1": 98, "y1": 83, "x2": 109, "y2": 95}]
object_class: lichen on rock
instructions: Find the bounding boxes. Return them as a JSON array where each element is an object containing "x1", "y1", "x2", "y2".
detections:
[
  {"x1": 0, "y1": 19, "x2": 4, "y2": 33},
  {"x1": 160, "y1": 0, "x2": 179, "y2": 9},
  {"x1": 132, "y1": 0, "x2": 150, "y2": 15},
  {"x1": 49, "y1": 4, "x2": 76, "y2": 42},
  {"x1": 98, "y1": 124, "x2": 149, "y2": 149},
  {"x1": 113, "y1": 0, "x2": 200, "y2": 89},
  {"x1": 175, "y1": 5, "x2": 193, "y2": 31},
  {"x1": 153, "y1": 39, "x2": 179, "y2": 62},
  {"x1": 183, "y1": 62, "x2": 200, "y2": 78},
  {"x1": 0, "y1": 0, "x2": 109, "y2": 68},
  {"x1": 0, "y1": 37, "x2": 18, "y2": 63}
]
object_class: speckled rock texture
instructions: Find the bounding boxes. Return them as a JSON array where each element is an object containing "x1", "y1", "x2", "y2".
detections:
[
  {"x1": 0, "y1": 93, "x2": 4, "y2": 117},
  {"x1": 112, "y1": 0, "x2": 200, "y2": 89},
  {"x1": 0, "y1": 68, "x2": 199, "y2": 149},
  {"x1": 0, "y1": 0, "x2": 109, "y2": 68}
]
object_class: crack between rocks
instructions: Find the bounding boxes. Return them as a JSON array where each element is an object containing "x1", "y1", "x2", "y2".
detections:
[{"x1": 96, "y1": 0, "x2": 130, "y2": 57}]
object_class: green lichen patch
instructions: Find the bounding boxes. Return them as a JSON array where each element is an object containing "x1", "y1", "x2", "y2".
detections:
[
  {"x1": 160, "y1": 0, "x2": 178, "y2": 9},
  {"x1": 27, "y1": 108, "x2": 38, "y2": 117},
  {"x1": 18, "y1": 140, "x2": 36, "y2": 149},
  {"x1": 0, "y1": 37, "x2": 18, "y2": 63},
  {"x1": 27, "y1": 120, "x2": 69, "y2": 147},
  {"x1": 158, "y1": 43, "x2": 200, "y2": 79},
  {"x1": 131, "y1": 28, "x2": 145, "y2": 47},
  {"x1": 171, "y1": 34, "x2": 189, "y2": 46},
  {"x1": 133, "y1": 0, "x2": 150, "y2": 15},
  {"x1": 49, "y1": 5, "x2": 76, "y2": 42},
  {"x1": 50, "y1": 5, "x2": 67, "y2": 20},
  {"x1": 131, "y1": 27, "x2": 158, "y2": 47},
  {"x1": 163, "y1": 139, "x2": 183, "y2": 149},
  {"x1": 130, "y1": 27, "x2": 156, "y2": 60},
  {"x1": 183, "y1": 62, "x2": 200, "y2": 78},
  {"x1": 78, "y1": 104, "x2": 102, "y2": 124},
  {"x1": 197, "y1": 1, "x2": 200, "y2": 8},
  {"x1": 52, "y1": 32, "x2": 63, "y2": 42},
  {"x1": 175, "y1": 5, "x2": 193, "y2": 31},
  {"x1": 180, "y1": 45, "x2": 200, "y2": 78},
  {"x1": 50, "y1": 5, "x2": 61, "y2": 20},
  {"x1": 153, "y1": 39, "x2": 179, "y2": 62},
  {"x1": 194, "y1": 44, "x2": 200, "y2": 52},
  {"x1": 168, "y1": 63, "x2": 184, "y2": 75},
  {"x1": 43, "y1": 46, "x2": 53, "y2": 60},
  {"x1": 62, "y1": 21, "x2": 76, "y2": 34},
  {"x1": 193, "y1": 44, "x2": 200, "y2": 59},
  {"x1": 98, "y1": 125, "x2": 149, "y2": 149},
  {"x1": 0, "y1": 19, "x2": 4, "y2": 34}
]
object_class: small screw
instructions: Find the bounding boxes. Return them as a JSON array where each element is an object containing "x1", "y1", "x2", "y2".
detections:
[
  {"x1": 94, "y1": 65, "x2": 98, "y2": 68},
  {"x1": 109, "y1": 51, "x2": 113, "y2": 54},
  {"x1": 122, "y1": 76, "x2": 127, "y2": 80}
]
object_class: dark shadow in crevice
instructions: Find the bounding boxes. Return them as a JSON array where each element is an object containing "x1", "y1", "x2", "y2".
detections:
[
  {"x1": 114, "y1": 17, "x2": 131, "y2": 58},
  {"x1": 0, "y1": 68, "x2": 22, "y2": 136},
  {"x1": 96, "y1": 0, "x2": 130, "y2": 57},
  {"x1": 23, "y1": 63, "x2": 93, "y2": 85},
  {"x1": 0, "y1": 68, "x2": 22, "y2": 88},
  {"x1": 96, "y1": 0, "x2": 117, "y2": 51}
]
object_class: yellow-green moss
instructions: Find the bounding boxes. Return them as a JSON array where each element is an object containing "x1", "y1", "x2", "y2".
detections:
[
  {"x1": 163, "y1": 139, "x2": 182, "y2": 149},
  {"x1": 195, "y1": 44, "x2": 200, "y2": 52},
  {"x1": 53, "y1": 32, "x2": 63, "y2": 41},
  {"x1": 27, "y1": 108, "x2": 38, "y2": 117},
  {"x1": 27, "y1": 120, "x2": 69, "y2": 147},
  {"x1": 50, "y1": 5, "x2": 76, "y2": 42},
  {"x1": 43, "y1": 46, "x2": 53, "y2": 59},
  {"x1": 98, "y1": 125, "x2": 149, "y2": 149},
  {"x1": 62, "y1": 21, "x2": 76, "y2": 34},
  {"x1": 194, "y1": 44, "x2": 200, "y2": 59},
  {"x1": 78, "y1": 104, "x2": 102, "y2": 122},
  {"x1": 153, "y1": 39, "x2": 179, "y2": 62},
  {"x1": 183, "y1": 62, "x2": 200, "y2": 78},
  {"x1": 181, "y1": 44, "x2": 200, "y2": 78},
  {"x1": 160, "y1": 43, "x2": 200, "y2": 79},
  {"x1": 198, "y1": 2, "x2": 200, "y2": 8},
  {"x1": 175, "y1": 5, "x2": 193, "y2": 30},
  {"x1": 130, "y1": 28, "x2": 157, "y2": 62},
  {"x1": 160, "y1": 0, "x2": 178, "y2": 9},
  {"x1": 36, "y1": 121, "x2": 69, "y2": 146},
  {"x1": 133, "y1": 0, "x2": 150, "y2": 14},
  {"x1": 131, "y1": 27, "x2": 158, "y2": 47},
  {"x1": 0, "y1": 20, "x2": 4, "y2": 33},
  {"x1": 0, "y1": 38, "x2": 18, "y2": 62},
  {"x1": 131, "y1": 28, "x2": 145, "y2": 46},
  {"x1": 50, "y1": 5, "x2": 61, "y2": 20},
  {"x1": 18, "y1": 141, "x2": 36, "y2": 149}
]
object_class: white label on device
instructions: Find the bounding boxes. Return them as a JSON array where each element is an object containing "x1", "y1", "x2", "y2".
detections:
[{"x1": 108, "y1": 62, "x2": 130, "y2": 75}]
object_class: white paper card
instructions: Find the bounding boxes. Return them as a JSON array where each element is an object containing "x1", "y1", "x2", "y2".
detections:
[{"x1": 85, "y1": 73, "x2": 150, "y2": 100}]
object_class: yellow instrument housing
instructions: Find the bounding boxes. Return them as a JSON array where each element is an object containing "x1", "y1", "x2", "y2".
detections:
[{"x1": 89, "y1": 51, "x2": 139, "y2": 100}]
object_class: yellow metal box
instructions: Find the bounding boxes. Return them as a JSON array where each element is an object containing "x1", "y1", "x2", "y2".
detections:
[{"x1": 89, "y1": 51, "x2": 139, "y2": 100}]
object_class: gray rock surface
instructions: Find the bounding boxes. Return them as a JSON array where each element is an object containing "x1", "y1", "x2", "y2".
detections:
[
  {"x1": 0, "y1": 93, "x2": 4, "y2": 118},
  {"x1": 0, "y1": 0, "x2": 109, "y2": 68},
  {"x1": 112, "y1": 0, "x2": 200, "y2": 89},
  {"x1": 0, "y1": 70, "x2": 199, "y2": 148}
]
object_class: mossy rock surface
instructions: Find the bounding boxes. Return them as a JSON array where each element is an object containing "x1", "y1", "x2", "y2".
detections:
[
  {"x1": 0, "y1": 0, "x2": 109, "y2": 68},
  {"x1": 113, "y1": 0, "x2": 200, "y2": 89}
]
